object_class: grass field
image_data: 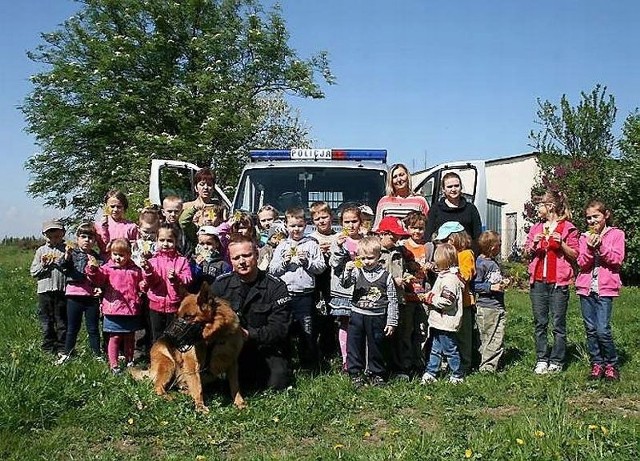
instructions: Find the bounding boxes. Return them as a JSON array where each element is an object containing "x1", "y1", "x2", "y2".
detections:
[{"x1": 1, "y1": 243, "x2": 639, "y2": 460}]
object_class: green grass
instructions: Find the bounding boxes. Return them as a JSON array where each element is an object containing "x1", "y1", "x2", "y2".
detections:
[{"x1": 1, "y1": 244, "x2": 639, "y2": 460}]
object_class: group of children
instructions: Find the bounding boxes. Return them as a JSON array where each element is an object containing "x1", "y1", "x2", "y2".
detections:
[{"x1": 31, "y1": 186, "x2": 625, "y2": 384}]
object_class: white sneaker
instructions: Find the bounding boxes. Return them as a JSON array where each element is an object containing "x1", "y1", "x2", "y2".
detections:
[
  {"x1": 534, "y1": 361, "x2": 548, "y2": 375},
  {"x1": 420, "y1": 372, "x2": 437, "y2": 384},
  {"x1": 55, "y1": 354, "x2": 70, "y2": 365},
  {"x1": 547, "y1": 363, "x2": 562, "y2": 373},
  {"x1": 449, "y1": 376, "x2": 464, "y2": 384}
]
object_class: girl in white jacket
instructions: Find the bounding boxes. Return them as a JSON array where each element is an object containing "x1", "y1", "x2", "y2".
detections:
[{"x1": 419, "y1": 243, "x2": 465, "y2": 384}]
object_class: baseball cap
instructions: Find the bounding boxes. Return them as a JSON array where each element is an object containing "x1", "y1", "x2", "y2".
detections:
[
  {"x1": 376, "y1": 216, "x2": 408, "y2": 237},
  {"x1": 198, "y1": 226, "x2": 219, "y2": 236},
  {"x1": 434, "y1": 221, "x2": 465, "y2": 241},
  {"x1": 42, "y1": 220, "x2": 65, "y2": 233}
]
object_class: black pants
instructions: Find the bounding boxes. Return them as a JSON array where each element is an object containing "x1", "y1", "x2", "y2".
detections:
[
  {"x1": 347, "y1": 312, "x2": 386, "y2": 377},
  {"x1": 238, "y1": 342, "x2": 292, "y2": 391},
  {"x1": 149, "y1": 310, "x2": 176, "y2": 344},
  {"x1": 38, "y1": 291, "x2": 67, "y2": 354}
]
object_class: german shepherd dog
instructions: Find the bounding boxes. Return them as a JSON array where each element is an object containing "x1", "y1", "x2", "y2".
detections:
[{"x1": 130, "y1": 283, "x2": 246, "y2": 411}]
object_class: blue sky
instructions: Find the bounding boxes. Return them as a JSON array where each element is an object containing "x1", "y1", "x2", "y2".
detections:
[{"x1": 2, "y1": 0, "x2": 639, "y2": 237}]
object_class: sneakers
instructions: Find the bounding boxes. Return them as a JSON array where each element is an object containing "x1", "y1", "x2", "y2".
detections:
[
  {"x1": 534, "y1": 361, "x2": 548, "y2": 375},
  {"x1": 111, "y1": 367, "x2": 122, "y2": 375},
  {"x1": 547, "y1": 363, "x2": 563, "y2": 373},
  {"x1": 350, "y1": 374, "x2": 367, "y2": 389},
  {"x1": 589, "y1": 363, "x2": 605, "y2": 380},
  {"x1": 55, "y1": 353, "x2": 70, "y2": 365},
  {"x1": 603, "y1": 364, "x2": 619, "y2": 381},
  {"x1": 126, "y1": 361, "x2": 135, "y2": 368},
  {"x1": 449, "y1": 376, "x2": 464, "y2": 384},
  {"x1": 368, "y1": 374, "x2": 386, "y2": 387},
  {"x1": 420, "y1": 372, "x2": 437, "y2": 384}
]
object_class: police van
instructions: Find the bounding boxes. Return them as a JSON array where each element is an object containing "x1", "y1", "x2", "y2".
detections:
[{"x1": 149, "y1": 149, "x2": 486, "y2": 228}]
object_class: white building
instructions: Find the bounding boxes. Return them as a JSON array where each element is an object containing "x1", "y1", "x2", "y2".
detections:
[{"x1": 486, "y1": 152, "x2": 539, "y2": 258}]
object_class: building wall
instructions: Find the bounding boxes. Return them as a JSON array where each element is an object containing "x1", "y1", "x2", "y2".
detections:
[{"x1": 485, "y1": 153, "x2": 539, "y2": 258}]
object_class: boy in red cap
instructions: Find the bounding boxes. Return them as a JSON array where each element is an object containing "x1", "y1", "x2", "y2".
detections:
[{"x1": 376, "y1": 216, "x2": 412, "y2": 379}]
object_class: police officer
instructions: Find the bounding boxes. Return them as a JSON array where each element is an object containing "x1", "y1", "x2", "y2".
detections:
[{"x1": 211, "y1": 234, "x2": 292, "y2": 390}]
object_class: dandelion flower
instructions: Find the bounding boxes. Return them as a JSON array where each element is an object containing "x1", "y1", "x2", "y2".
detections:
[
  {"x1": 534, "y1": 430, "x2": 545, "y2": 438},
  {"x1": 464, "y1": 448, "x2": 473, "y2": 458},
  {"x1": 272, "y1": 416, "x2": 280, "y2": 423},
  {"x1": 364, "y1": 431, "x2": 371, "y2": 438},
  {"x1": 600, "y1": 426, "x2": 609, "y2": 436},
  {"x1": 127, "y1": 418, "x2": 134, "y2": 425},
  {"x1": 196, "y1": 456, "x2": 206, "y2": 461},
  {"x1": 516, "y1": 438, "x2": 525, "y2": 445},
  {"x1": 333, "y1": 444, "x2": 344, "y2": 450},
  {"x1": 588, "y1": 424, "x2": 598, "y2": 430}
]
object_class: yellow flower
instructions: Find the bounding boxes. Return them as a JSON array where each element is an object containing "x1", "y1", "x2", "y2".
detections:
[
  {"x1": 333, "y1": 444, "x2": 344, "y2": 450},
  {"x1": 363, "y1": 431, "x2": 371, "y2": 438},
  {"x1": 196, "y1": 456, "x2": 206, "y2": 461},
  {"x1": 516, "y1": 438, "x2": 525, "y2": 445},
  {"x1": 588, "y1": 424, "x2": 598, "y2": 430},
  {"x1": 161, "y1": 420, "x2": 169, "y2": 426},
  {"x1": 464, "y1": 448, "x2": 473, "y2": 458},
  {"x1": 272, "y1": 416, "x2": 280, "y2": 423},
  {"x1": 127, "y1": 418, "x2": 134, "y2": 425},
  {"x1": 354, "y1": 257, "x2": 363, "y2": 269},
  {"x1": 600, "y1": 426, "x2": 609, "y2": 436},
  {"x1": 341, "y1": 227, "x2": 350, "y2": 236},
  {"x1": 534, "y1": 430, "x2": 545, "y2": 438},
  {"x1": 424, "y1": 395, "x2": 432, "y2": 401}
]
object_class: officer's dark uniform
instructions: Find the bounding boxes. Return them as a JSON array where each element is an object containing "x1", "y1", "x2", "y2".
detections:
[{"x1": 211, "y1": 270, "x2": 292, "y2": 390}]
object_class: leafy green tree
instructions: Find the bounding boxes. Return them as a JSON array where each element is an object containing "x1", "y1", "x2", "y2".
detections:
[
  {"x1": 22, "y1": 0, "x2": 334, "y2": 219},
  {"x1": 614, "y1": 112, "x2": 640, "y2": 281},
  {"x1": 527, "y1": 85, "x2": 618, "y2": 226}
]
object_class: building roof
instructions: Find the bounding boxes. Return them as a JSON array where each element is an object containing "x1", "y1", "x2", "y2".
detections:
[{"x1": 486, "y1": 151, "x2": 539, "y2": 165}]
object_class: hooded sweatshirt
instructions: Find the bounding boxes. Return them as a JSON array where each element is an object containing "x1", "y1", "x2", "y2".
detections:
[
  {"x1": 143, "y1": 250, "x2": 192, "y2": 313},
  {"x1": 424, "y1": 196, "x2": 483, "y2": 242}
]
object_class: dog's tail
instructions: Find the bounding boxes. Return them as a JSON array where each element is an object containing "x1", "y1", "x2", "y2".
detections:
[{"x1": 128, "y1": 367, "x2": 152, "y2": 381}]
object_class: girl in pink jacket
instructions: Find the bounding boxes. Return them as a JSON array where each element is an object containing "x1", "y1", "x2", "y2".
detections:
[
  {"x1": 141, "y1": 223, "x2": 192, "y2": 342},
  {"x1": 95, "y1": 190, "x2": 139, "y2": 258},
  {"x1": 525, "y1": 190, "x2": 579, "y2": 375},
  {"x1": 85, "y1": 238, "x2": 144, "y2": 373},
  {"x1": 576, "y1": 200, "x2": 625, "y2": 381}
]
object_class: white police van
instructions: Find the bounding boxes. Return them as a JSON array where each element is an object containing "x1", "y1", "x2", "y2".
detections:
[{"x1": 148, "y1": 150, "x2": 487, "y2": 228}]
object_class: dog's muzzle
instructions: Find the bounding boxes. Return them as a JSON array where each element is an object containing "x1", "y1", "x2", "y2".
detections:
[{"x1": 161, "y1": 317, "x2": 204, "y2": 352}]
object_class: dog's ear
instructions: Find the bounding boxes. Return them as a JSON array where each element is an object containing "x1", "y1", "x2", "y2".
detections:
[{"x1": 197, "y1": 282, "x2": 213, "y2": 313}]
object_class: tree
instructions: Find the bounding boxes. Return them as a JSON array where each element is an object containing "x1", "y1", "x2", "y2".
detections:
[
  {"x1": 527, "y1": 85, "x2": 618, "y2": 226},
  {"x1": 22, "y1": 0, "x2": 334, "y2": 219}
]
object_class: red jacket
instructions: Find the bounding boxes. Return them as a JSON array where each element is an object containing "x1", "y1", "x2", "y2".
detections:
[{"x1": 525, "y1": 220, "x2": 579, "y2": 286}]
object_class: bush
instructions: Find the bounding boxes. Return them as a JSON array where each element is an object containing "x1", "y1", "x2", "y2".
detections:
[{"x1": 501, "y1": 261, "x2": 529, "y2": 290}]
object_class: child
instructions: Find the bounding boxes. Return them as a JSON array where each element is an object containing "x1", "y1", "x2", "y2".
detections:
[
  {"x1": 269, "y1": 207, "x2": 326, "y2": 369},
  {"x1": 359, "y1": 205, "x2": 374, "y2": 236},
  {"x1": 162, "y1": 195, "x2": 184, "y2": 252},
  {"x1": 473, "y1": 230, "x2": 508, "y2": 372},
  {"x1": 59, "y1": 223, "x2": 103, "y2": 362},
  {"x1": 180, "y1": 202, "x2": 229, "y2": 258},
  {"x1": 230, "y1": 211, "x2": 259, "y2": 243},
  {"x1": 434, "y1": 221, "x2": 476, "y2": 375},
  {"x1": 329, "y1": 206, "x2": 365, "y2": 370},
  {"x1": 576, "y1": 200, "x2": 624, "y2": 381},
  {"x1": 341, "y1": 236, "x2": 398, "y2": 387},
  {"x1": 257, "y1": 222, "x2": 287, "y2": 271},
  {"x1": 30, "y1": 220, "x2": 68, "y2": 356},
  {"x1": 402, "y1": 211, "x2": 436, "y2": 374},
  {"x1": 95, "y1": 190, "x2": 138, "y2": 258},
  {"x1": 310, "y1": 201, "x2": 338, "y2": 362},
  {"x1": 257, "y1": 205, "x2": 280, "y2": 246},
  {"x1": 376, "y1": 216, "x2": 411, "y2": 378},
  {"x1": 420, "y1": 243, "x2": 465, "y2": 384},
  {"x1": 141, "y1": 223, "x2": 192, "y2": 342},
  {"x1": 189, "y1": 226, "x2": 231, "y2": 293},
  {"x1": 85, "y1": 239, "x2": 144, "y2": 373},
  {"x1": 525, "y1": 190, "x2": 579, "y2": 374},
  {"x1": 131, "y1": 208, "x2": 160, "y2": 267}
]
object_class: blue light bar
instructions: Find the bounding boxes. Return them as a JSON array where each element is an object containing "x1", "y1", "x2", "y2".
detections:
[{"x1": 249, "y1": 149, "x2": 387, "y2": 162}]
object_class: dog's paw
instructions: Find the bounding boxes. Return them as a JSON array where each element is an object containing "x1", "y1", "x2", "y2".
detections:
[{"x1": 195, "y1": 404, "x2": 210, "y2": 414}]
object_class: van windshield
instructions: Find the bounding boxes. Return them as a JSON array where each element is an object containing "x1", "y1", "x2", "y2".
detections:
[{"x1": 234, "y1": 166, "x2": 386, "y2": 218}]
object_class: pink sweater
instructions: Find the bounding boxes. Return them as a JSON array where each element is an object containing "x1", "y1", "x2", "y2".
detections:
[
  {"x1": 143, "y1": 250, "x2": 192, "y2": 313},
  {"x1": 95, "y1": 217, "x2": 139, "y2": 255},
  {"x1": 85, "y1": 260, "x2": 144, "y2": 316},
  {"x1": 373, "y1": 195, "x2": 429, "y2": 231},
  {"x1": 525, "y1": 220, "x2": 579, "y2": 286},
  {"x1": 575, "y1": 227, "x2": 625, "y2": 297}
]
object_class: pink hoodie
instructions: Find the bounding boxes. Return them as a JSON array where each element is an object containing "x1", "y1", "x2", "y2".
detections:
[
  {"x1": 143, "y1": 250, "x2": 192, "y2": 313},
  {"x1": 525, "y1": 220, "x2": 579, "y2": 286},
  {"x1": 575, "y1": 227, "x2": 625, "y2": 297},
  {"x1": 85, "y1": 260, "x2": 144, "y2": 316},
  {"x1": 94, "y1": 217, "x2": 139, "y2": 256}
]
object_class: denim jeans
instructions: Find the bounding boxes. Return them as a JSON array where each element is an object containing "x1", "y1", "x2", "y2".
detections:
[
  {"x1": 290, "y1": 293, "x2": 318, "y2": 369},
  {"x1": 580, "y1": 293, "x2": 618, "y2": 366},
  {"x1": 65, "y1": 296, "x2": 101, "y2": 356},
  {"x1": 530, "y1": 281, "x2": 569, "y2": 365},
  {"x1": 425, "y1": 329, "x2": 462, "y2": 378}
]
